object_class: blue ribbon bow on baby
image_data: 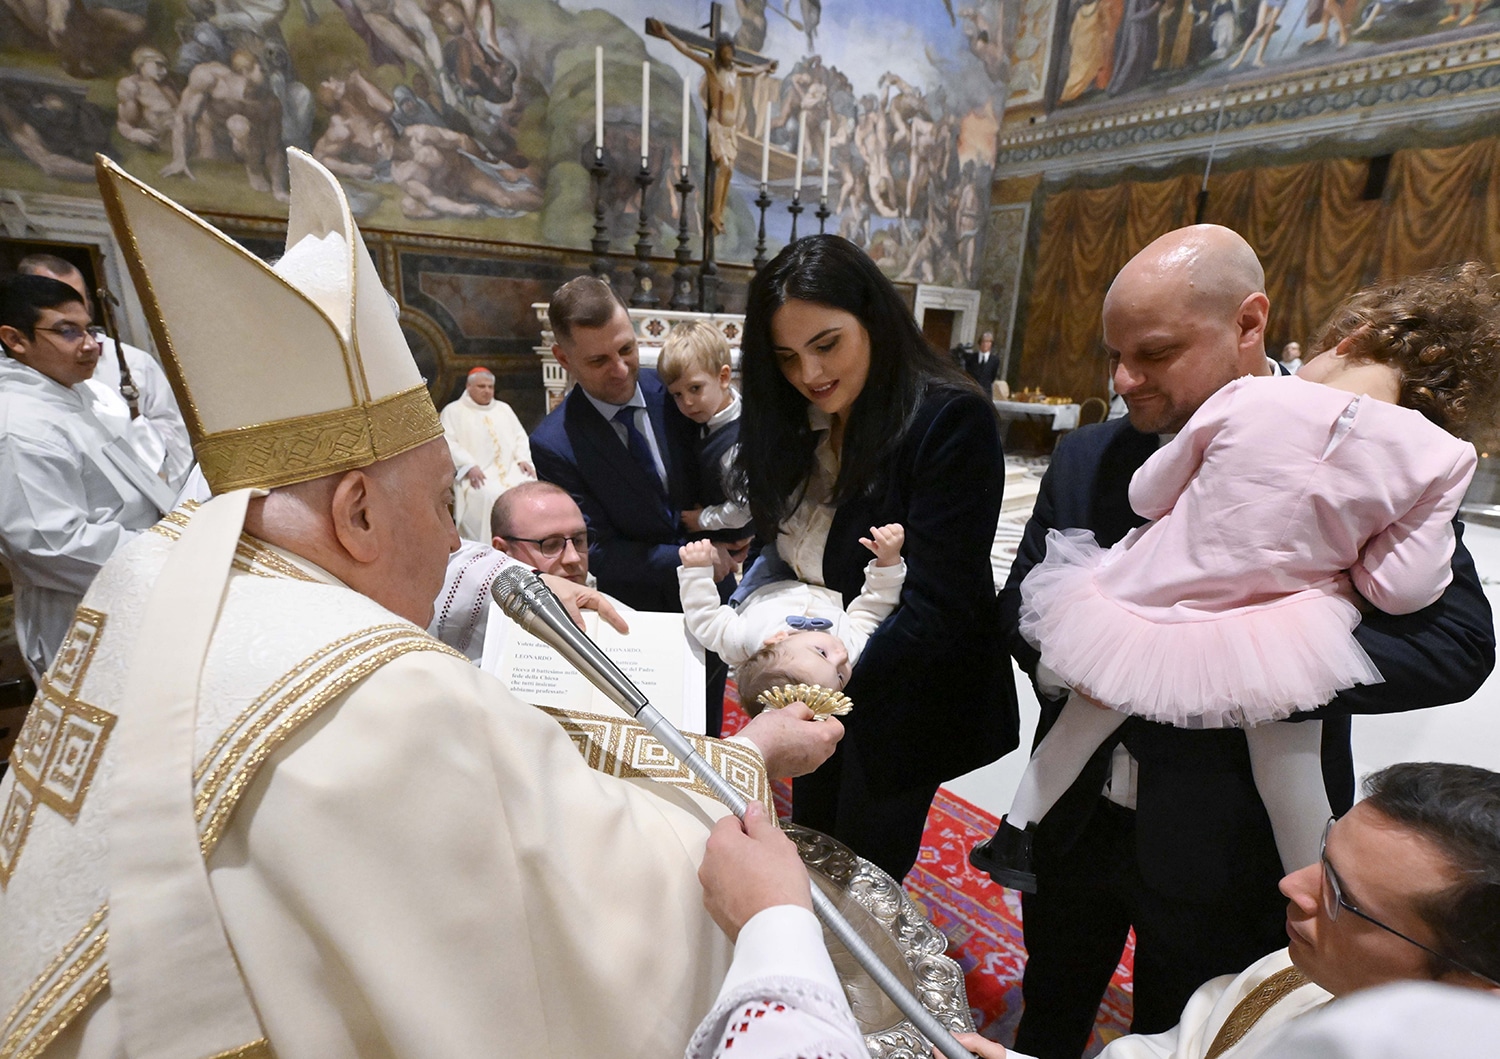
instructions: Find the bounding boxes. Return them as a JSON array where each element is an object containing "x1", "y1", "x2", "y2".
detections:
[{"x1": 785, "y1": 616, "x2": 832, "y2": 631}]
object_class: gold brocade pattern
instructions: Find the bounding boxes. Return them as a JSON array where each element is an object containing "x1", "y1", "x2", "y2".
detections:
[
  {"x1": 204, "y1": 1038, "x2": 275, "y2": 1059},
  {"x1": 1204, "y1": 966, "x2": 1311, "y2": 1059},
  {"x1": 150, "y1": 513, "x2": 320, "y2": 584},
  {"x1": 540, "y1": 706, "x2": 774, "y2": 816},
  {"x1": 0, "y1": 612, "x2": 115, "y2": 887},
  {"x1": 0, "y1": 601, "x2": 462, "y2": 1059},
  {"x1": 194, "y1": 385, "x2": 441, "y2": 494}
]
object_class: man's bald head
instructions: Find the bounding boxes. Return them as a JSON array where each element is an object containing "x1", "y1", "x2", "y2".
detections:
[
  {"x1": 1104, "y1": 225, "x2": 1272, "y2": 434},
  {"x1": 1107, "y1": 225, "x2": 1265, "y2": 320}
]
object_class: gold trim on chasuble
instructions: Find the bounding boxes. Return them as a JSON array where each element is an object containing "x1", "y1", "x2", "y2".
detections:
[
  {"x1": 150, "y1": 507, "x2": 321, "y2": 584},
  {"x1": 0, "y1": 615, "x2": 463, "y2": 1059},
  {"x1": 540, "y1": 706, "x2": 774, "y2": 817},
  {"x1": 1204, "y1": 966, "x2": 1312, "y2": 1059},
  {"x1": 0, "y1": 611, "x2": 114, "y2": 887}
]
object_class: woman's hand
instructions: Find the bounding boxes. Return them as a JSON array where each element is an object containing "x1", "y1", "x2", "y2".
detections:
[{"x1": 681, "y1": 508, "x2": 704, "y2": 532}]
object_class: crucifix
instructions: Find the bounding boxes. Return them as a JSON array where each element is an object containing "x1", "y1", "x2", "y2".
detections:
[{"x1": 647, "y1": 2, "x2": 776, "y2": 312}]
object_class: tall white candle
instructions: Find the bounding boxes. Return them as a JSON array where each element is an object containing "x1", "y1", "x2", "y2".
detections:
[
  {"x1": 820, "y1": 117, "x2": 831, "y2": 199},
  {"x1": 680, "y1": 75, "x2": 690, "y2": 174},
  {"x1": 794, "y1": 116, "x2": 806, "y2": 193},
  {"x1": 641, "y1": 61, "x2": 650, "y2": 162},
  {"x1": 760, "y1": 105, "x2": 770, "y2": 185},
  {"x1": 594, "y1": 47, "x2": 603, "y2": 156}
]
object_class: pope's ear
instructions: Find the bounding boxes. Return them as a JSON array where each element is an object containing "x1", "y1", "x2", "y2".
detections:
[{"x1": 328, "y1": 469, "x2": 379, "y2": 563}]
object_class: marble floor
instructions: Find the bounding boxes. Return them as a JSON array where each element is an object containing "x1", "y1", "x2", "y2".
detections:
[{"x1": 948, "y1": 461, "x2": 1500, "y2": 819}]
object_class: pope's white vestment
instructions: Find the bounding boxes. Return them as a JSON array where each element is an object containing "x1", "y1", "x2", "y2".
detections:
[
  {"x1": 441, "y1": 392, "x2": 533, "y2": 539},
  {"x1": 88, "y1": 337, "x2": 194, "y2": 490},
  {"x1": 0, "y1": 504, "x2": 754, "y2": 1059},
  {"x1": 0, "y1": 356, "x2": 170, "y2": 682}
]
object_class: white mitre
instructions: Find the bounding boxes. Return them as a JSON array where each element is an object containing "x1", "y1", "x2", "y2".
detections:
[
  {"x1": 98, "y1": 151, "x2": 440, "y2": 492},
  {"x1": 82, "y1": 151, "x2": 444, "y2": 1059}
]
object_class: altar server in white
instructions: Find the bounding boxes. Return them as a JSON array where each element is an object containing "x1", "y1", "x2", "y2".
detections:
[
  {"x1": 441, "y1": 365, "x2": 534, "y2": 539},
  {"x1": 0, "y1": 274, "x2": 175, "y2": 682},
  {"x1": 0, "y1": 150, "x2": 841, "y2": 1059},
  {"x1": 18, "y1": 252, "x2": 195, "y2": 490}
]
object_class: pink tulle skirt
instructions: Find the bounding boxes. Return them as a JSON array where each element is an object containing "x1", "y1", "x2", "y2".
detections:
[{"x1": 1019, "y1": 529, "x2": 1384, "y2": 728}]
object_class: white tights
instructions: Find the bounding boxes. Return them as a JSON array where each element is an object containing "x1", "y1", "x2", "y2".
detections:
[{"x1": 1009, "y1": 692, "x2": 1333, "y2": 872}]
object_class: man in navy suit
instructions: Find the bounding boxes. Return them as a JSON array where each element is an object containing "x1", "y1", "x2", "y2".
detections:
[
  {"x1": 531, "y1": 278, "x2": 747, "y2": 731},
  {"x1": 974, "y1": 225, "x2": 1495, "y2": 1058},
  {"x1": 962, "y1": 331, "x2": 1001, "y2": 393}
]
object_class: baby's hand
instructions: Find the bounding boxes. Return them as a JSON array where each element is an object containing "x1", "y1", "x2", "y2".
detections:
[
  {"x1": 859, "y1": 523, "x2": 905, "y2": 567},
  {"x1": 679, "y1": 539, "x2": 717, "y2": 568}
]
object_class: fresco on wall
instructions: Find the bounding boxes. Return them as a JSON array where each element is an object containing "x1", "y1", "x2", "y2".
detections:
[
  {"x1": 1044, "y1": 0, "x2": 1500, "y2": 110},
  {"x1": 0, "y1": 0, "x2": 1011, "y2": 286}
]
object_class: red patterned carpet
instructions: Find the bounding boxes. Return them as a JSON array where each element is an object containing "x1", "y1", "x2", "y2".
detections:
[{"x1": 723, "y1": 687, "x2": 1134, "y2": 1056}]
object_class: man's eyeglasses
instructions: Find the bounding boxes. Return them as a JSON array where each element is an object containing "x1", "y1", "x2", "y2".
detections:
[
  {"x1": 1319, "y1": 817, "x2": 1498, "y2": 987},
  {"x1": 503, "y1": 531, "x2": 592, "y2": 559},
  {"x1": 34, "y1": 324, "x2": 105, "y2": 344}
]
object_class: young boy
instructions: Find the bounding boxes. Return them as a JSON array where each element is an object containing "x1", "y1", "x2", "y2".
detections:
[
  {"x1": 677, "y1": 524, "x2": 906, "y2": 712},
  {"x1": 657, "y1": 321, "x2": 751, "y2": 539}
]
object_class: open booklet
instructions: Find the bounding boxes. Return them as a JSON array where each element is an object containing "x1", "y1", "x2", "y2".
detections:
[{"x1": 479, "y1": 598, "x2": 707, "y2": 735}]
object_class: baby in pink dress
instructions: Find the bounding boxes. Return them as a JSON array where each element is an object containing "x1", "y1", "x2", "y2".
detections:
[{"x1": 978, "y1": 265, "x2": 1500, "y2": 892}]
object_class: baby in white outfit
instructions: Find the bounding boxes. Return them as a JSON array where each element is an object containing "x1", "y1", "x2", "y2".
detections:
[{"x1": 677, "y1": 524, "x2": 905, "y2": 711}]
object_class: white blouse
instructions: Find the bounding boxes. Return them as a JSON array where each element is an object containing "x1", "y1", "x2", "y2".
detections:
[{"x1": 776, "y1": 408, "x2": 839, "y2": 587}]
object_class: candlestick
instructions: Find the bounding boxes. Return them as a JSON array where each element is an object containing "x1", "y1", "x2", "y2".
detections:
[
  {"x1": 594, "y1": 47, "x2": 604, "y2": 157},
  {"x1": 671, "y1": 167, "x2": 696, "y2": 310},
  {"x1": 820, "y1": 118, "x2": 831, "y2": 199},
  {"x1": 793, "y1": 116, "x2": 806, "y2": 192},
  {"x1": 815, "y1": 194, "x2": 830, "y2": 236},
  {"x1": 680, "y1": 76, "x2": 690, "y2": 171},
  {"x1": 753, "y1": 181, "x2": 772, "y2": 271},
  {"x1": 630, "y1": 157, "x2": 658, "y2": 308},
  {"x1": 640, "y1": 61, "x2": 650, "y2": 162},
  {"x1": 759, "y1": 105, "x2": 770, "y2": 185},
  {"x1": 590, "y1": 148, "x2": 611, "y2": 282},
  {"x1": 788, "y1": 188, "x2": 804, "y2": 243}
]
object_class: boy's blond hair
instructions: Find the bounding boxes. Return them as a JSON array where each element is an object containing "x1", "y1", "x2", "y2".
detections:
[{"x1": 657, "y1": 321, "x2": 731, "y2": 386}]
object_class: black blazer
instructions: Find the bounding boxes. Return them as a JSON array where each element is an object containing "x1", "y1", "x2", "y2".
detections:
[
  {"x1": 999, "y1": 414, "x2": 1496, "y2": 901},
  {"x1": 962, "y1": 350, "x2": 1001, "y2": 393},
  {"x1": 530, "y1": 370, "x2": 701, "y2": 611},
  {"x1": 821, "y1": 386, "x2": 1019, "y2": 790}
]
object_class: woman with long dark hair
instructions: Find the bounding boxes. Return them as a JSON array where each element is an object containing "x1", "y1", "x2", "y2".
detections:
[{"x1": 735, "y1": 235, "x2": 1018, "y2": 880}]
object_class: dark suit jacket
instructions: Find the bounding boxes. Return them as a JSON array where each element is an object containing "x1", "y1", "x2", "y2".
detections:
[
  {"x1": 530, "y1": 370, "x2": 701, "y2": 611},
  {"x1": 823, "y1": 386, "x2": 1019, "y2": 790},
  {"x1": 999, "y1": 414, "x2": 1496, "y2": 902},
  {"x1": 963, "y1": 350, "x2": 1001, "y2": 393}
]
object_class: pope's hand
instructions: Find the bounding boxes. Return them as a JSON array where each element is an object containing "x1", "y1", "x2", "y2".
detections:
[
  {"x1": 738, "y1": 702, "x2": 842, "y2": 778},
  {"x1": 698, "y1": 801, "x2": 811, "y2": 942},
  {"x1": 463, "y1": 466, "x2": 486, "y2": 488},
  {"x1": 936, "y1": 1032, "x2": 1005, "y2": 1058},
  {"x1": 539, "y1": 573, "x2": 628, "y2": 634}
]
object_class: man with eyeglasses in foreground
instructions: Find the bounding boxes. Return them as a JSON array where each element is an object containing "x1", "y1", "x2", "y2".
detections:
[
  {"x1": 690, "y1": 761, "x2": 1500, "y2": 1058},
  {"x1": 0, "y1": 274, "x2": 175, "y2": 681},
  {"x1": 428, "y1": 481, "x2": 611, "y2": 661}
]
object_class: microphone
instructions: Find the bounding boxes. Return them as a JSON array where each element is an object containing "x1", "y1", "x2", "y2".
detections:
[
  {"x1": 491, "y1": 566, "x2": 648, "y2": 716},
  {"x1": 489, "y1": 565, "x2": 978, "y2": 1059}
]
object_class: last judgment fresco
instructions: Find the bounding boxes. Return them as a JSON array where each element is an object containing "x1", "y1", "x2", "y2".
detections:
[{"x1": 0, "y1": 0, "x2": 1015, "y2": 286}]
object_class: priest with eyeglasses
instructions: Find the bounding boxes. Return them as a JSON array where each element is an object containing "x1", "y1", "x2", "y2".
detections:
[{"x1": 0, "y1": 273, "x2": 176, "y2": 681}]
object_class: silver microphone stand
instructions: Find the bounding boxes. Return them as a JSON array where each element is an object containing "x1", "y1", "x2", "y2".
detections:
[{"x1": 492, "y1": 568, "x2": 976, "y2": 1059}]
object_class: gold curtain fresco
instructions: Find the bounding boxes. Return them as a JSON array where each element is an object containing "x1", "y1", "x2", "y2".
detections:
[{"x1": 1017, "y1": 136, "x2": 1500, "y2": 404}]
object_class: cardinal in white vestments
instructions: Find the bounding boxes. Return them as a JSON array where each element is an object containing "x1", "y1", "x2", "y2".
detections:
[
  {"x1": 441, "y1": 366, "x2": 535, "y2": 539},
  {"x1": 0, "y1": 151, "x2": 841, "y2": 1059}
]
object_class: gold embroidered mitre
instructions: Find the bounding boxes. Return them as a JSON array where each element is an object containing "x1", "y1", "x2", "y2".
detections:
[{"x1": 95, "y1": 150, "x2": 441, "y2": 492}]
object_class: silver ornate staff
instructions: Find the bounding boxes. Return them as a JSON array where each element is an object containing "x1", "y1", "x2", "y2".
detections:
[{"x1": 491, "y1": 567, "x2": 977, "y2": 1059}]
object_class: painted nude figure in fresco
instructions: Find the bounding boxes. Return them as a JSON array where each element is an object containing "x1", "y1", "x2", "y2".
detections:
[
  {"x1": 162, "y1": 49, "x2": 287, "y2": 200},
  {"x1": 648, "y1": 17, "x2": 776, "y2": 235},
  {"x1": 313, "y1": 70, "x2": 396, "y2": 179},
  {"x1": 115, "y1": 46, "x2": 178, "y2": 149}
]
